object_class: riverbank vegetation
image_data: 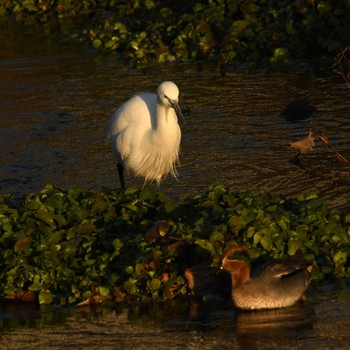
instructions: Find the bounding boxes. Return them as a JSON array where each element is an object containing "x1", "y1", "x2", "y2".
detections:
[
  {"x1": 0, "y1": 183, "x2": 349, "y2": 305},
  {"x1": 1, "y1": 0, "x2": 349, "y2": 68},
  {"x1": 1, "y1": 1, "x2": 349, "y2": 306}
]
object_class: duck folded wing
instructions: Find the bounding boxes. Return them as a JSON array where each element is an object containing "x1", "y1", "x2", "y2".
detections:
[{"x1": 252, "y1": 256, "x2": 313, "y2": 279}]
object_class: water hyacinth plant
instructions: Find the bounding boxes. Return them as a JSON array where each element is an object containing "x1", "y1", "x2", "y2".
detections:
[
  {"x1": 0, "y1": 182, "x2": 349, "y2": 305},
  {"x1": 1, "y1": 1, "x2": 350, "y2": 68}
]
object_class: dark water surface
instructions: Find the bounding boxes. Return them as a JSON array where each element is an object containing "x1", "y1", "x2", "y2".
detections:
[
  {"x1": 1, "y1": 21, "x2": 350, "y2": 349},
  {"x1": 1, "y1": 22, "x2": 350, "y2": 209},
  {"x1": 0, "y1": 285, "x2": 350, "y2": 350}
]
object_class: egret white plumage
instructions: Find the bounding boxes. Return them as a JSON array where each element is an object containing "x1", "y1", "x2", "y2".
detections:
[{"x1": 108, "y1": 81, "x2": 182, "y2": 189}]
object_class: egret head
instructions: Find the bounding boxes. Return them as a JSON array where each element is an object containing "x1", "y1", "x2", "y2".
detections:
[{"x1": 157, "y1": 81, "x2": 183, "y2": 121}]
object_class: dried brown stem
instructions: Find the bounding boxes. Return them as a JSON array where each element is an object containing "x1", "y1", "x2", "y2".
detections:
[
  {"x1": 315, "y1": 133, "x2": 350, "y2": 164},
  {"x1": 333, "y1": 46, "x2": 350, "y2": 88}
]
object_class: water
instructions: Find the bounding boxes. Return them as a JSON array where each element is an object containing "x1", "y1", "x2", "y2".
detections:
[
  {"x1": 0, "y1": 20, "x2": 350, "y2": 349},
  {"x1": 1, "y1": 21, "x2": 350, "y2": 209},
  {"x1": 0, "y1": 286, "x2": 349, "y2": 349}
]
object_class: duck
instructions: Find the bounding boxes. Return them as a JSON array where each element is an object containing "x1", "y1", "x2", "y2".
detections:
[
  {"x1": 221, "y1": 245, "x2": 313, "y2": 310},
  {"x1": 184, "y1": 264, "x2": 231, "y2": 301}
]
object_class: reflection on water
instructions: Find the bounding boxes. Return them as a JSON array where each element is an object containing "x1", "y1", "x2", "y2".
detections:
[
  {"x1": 0, "y1": 21, "x2": 350, "y2": 210},
  {"x1": 235, "y1": 304, "x2": 314, "y2": 350},
  {"x1": 0, "y1": 286, "x2": 350, "y2": 349}
]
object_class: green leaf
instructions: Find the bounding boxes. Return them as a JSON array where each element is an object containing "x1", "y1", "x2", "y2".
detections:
[
  {"x1": 149, "y1": 278, "x2": 161, "y2": 291},
  {"x1": 96, "y1": 286, "x2": 111, "y2": 297},
  {"x1": 48, "y1": 231, "x2": 62, "y2": 244},
  {"x1": 253, "y1": 231, "x2": 261, "y2": 245},
  {"x1": 195, "y1": 239, "x2": 215, "y2": 254},
  {"x1": 113, "y1": 238, "x2": 124, "y2": 252},
  {"x1": 39, "y1": 289, "x2": 53, "y2": 304},
  {"x1": 125, "y1": 266, "x2": 134, "y2": 275},
  {"x1": 35, "y1": 208, "x2": 55, "y2": 226},
  {"x1": 228, "y1": 215, "x2": 246, "y2": 232},
  {"x1": 277, "y1": 219, "x2": 288, "y2": 231},
  {"x1": 288, "y1": 239, "x2": 301, "y2": 256},
  {"x1": 29, "y1": 275, "x2": 42, "y2": 292},
  {"x1": 92, "y1": 39, "x2": 102, "y2": 49},
  {"x1": 261, "y1": 235, "x2": 272, "y2": 251},
  {"x1": 25, "y1": 199, "x2": 40, "y2": 210},
  {"x1": 333, "y1": 250, "x2": 347, "y2": 265}
]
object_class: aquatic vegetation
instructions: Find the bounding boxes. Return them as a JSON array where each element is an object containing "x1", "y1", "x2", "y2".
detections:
[
  {"x1": 0, "y1": 182, "x2": 349, "y2": 305},
  {"x1": 1, "y1": 1, "x2": 350, "y2": 68}
]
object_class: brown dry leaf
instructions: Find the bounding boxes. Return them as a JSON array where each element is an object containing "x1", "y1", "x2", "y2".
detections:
[
  {"x1": 14, "y1": 236, "x2": 33, "y2": 253},
  {"x1": 167, "y1": 241, "x2": 183, "y2": 255},
  {"x1": 113, "y1": 286, "x2": 125, "y2": 303},
  {"x1": 290, "y1": 126, "x2": 350, "y2": 169},
  {"x1": 76, "y1": 294, "x2": 111, "y2": 306},
  {"x1": 144, "y1": 221, "x2": 170, "y2": 243},
  {"x1": 290, "y1": 130, "x2": 316, "y2": 154},
  {"x1": 159, "y1": 273, "x2": 170, "y2": 282},
  {"x1": 3, "y1": 290, "x2": 36, "y2": 302}
]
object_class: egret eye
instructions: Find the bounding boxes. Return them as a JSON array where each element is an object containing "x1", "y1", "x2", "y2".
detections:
[{"x1": 164, "y1": 95, "x2": 172, "y2": 106}]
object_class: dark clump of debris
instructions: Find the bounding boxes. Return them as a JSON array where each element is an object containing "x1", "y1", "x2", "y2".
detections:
[{"x1": 280, "y1": 98, "x2": 315, "y2": 122}]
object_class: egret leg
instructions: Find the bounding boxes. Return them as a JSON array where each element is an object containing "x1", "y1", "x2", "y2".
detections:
[{"x1": 117, "y1": 163, "x2": 126, "y2": 190}]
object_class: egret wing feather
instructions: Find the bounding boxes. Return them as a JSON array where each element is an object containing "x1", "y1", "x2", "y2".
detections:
[{"x1": 109, "y1": 93, "x2": 156, "y2": 163}]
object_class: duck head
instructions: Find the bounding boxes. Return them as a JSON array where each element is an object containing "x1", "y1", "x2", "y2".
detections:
[{"x1": 221, "y1": 245, "x2": 251, "y2": 288}]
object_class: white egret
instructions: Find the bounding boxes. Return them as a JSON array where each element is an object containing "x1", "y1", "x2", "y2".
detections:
[{"x1": 108, "y1": 81, "x2": 183, "y2": 189}]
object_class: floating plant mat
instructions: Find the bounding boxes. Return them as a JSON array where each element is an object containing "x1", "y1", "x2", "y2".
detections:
[{"x1": 0, "y1": 182, "x2": 349, "y2": 305}]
